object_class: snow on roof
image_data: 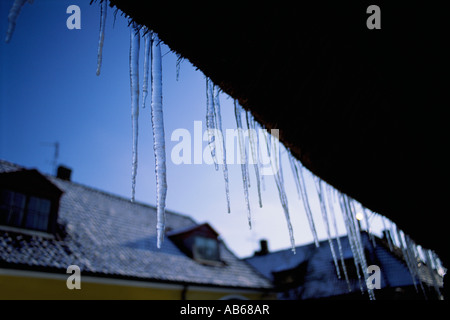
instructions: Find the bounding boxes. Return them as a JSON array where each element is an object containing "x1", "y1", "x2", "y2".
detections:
[{"x1": 0, "y1": 159, "x2": 272, "y2": 290}]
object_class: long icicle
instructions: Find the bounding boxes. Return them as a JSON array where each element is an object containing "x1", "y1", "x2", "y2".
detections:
[
  {"x1": 288, "y1": 154, "x2": 319, "y2": 247},
  {"x1": 129, "y1": 24, "x2": 140, "y2": 202},
  {"x1": 206, "y1": 79, "x2": 219, "y2": 171},
  {"x1": 406, "y1": 236, "x2": 428, "y2": 298},
  {"x1": 142, "y1": 30, "x2": 152, "y2": 108},
  {"x1": 213, "y1": 86, "x2": 231, "y2": 213},
  {"x1": 381, "y1": 215, "x2": 394, "y2": 251},
  {"x1": 348, "y1": 199, "x2": 375, "y2": 300},
  {"x1": 246, "y1": 111, "x2": 263, "y2": 208},
  {"x1": 96, "y1": 0, "x2": 107, "y2": 76},
  {"x1": 151, "y1": 34, "x2": 167, "y2": 248},
  {"x1": 5, "y1": 0, "x2": 28, "y2": 43},
  {"x1": 396, "y1": 228, "x2": 418, "y2": 292},
  {"x1": 339, "y1": 194, "x2": 364, "y2": 294},
  {"x1": 362, "y1": 208, "x2": 376, "y2": 247},
  {"x1": 176, "y1": 54, "x2": 183, "y2": 81},
  {"x1": 234, "y1": 101, "x2": 252, "y2": 228},
  {"x1": 264, "y1": 129, "x2": 296, "y2": 253},
  {"x1": 256, "y1": 123, "x2": 266, "y2": 192},
  {"x1": 315, "y1": 178, "x2": 341, "y2": 279},
  {"x1": 425, "y1": 249, "x2": 442, "y2": 299},
  {"x1": 326, "y1": 184, "x2": 351, "y2": 291}
]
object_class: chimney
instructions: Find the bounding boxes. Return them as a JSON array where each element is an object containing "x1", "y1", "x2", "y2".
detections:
[
  {"x1": 255, "y1": 239, "x2": 269, "y2": 256},
  {"x1": 57, "y1": 165, "x2": 72, "y2": 181}
]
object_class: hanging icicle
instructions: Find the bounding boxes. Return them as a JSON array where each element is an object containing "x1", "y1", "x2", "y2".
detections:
[
  {"x1": 339, "y1": 195, "x2": 366, "y2": 295},
  {"x1": 287, "y1": 153, "x2": 319, "y2": 247},
  {"x1": 362, "y1": 208, "x2": 376, "y2": 247},
  {"x1": 381, "y1": 215, "x2": 394, "y2": 252},
  {"x1": 5, "y1": 0, "x2": 29, "y2": 43},
  {"x1": 176, "y1": 54, "x2": 183, "y2": 81},
  {"x1": 425, "y1": 249, "x2": 443, "y2": 299},
  {"x1": 142, "y1": 29, "x2": 152, "y2": 108},
  {"x1": 405, "y1": 235, "x2": 428, "y2": 298},
  {"x1": 96, "y1": 0, "x2": 107, "y2": 76},
  {"x1": 151, "y1": 33, "x2": 167, "y2": 248},
  {"x1": 326, "y1": 184, "x2": 351, "y2": 291},
  {"x1": 246, "y1": 111, "x2": 263, "y2": 208},
  {"x1": 255, "y1": 122, "x2": 266, "y2": 192},
  {"x1": 213, "y1": 86, "x2": 231, "y2": 213},
  {"x1": 206, "y1": 78, "x2": 219, "y2": 171},
  {"x1": 264, "y1": 129, "x2": 296, "y2": 253},
  {"x1": 348, "y1": 198, "x2": 375, "y2": 300},
  {"x1": 234, "y1": 101, "x2": 252, "y2": 228},
  {"x1": 395, "y1": 228, "x2": 419, "y2": 292},
  {"x1": 129, "y1": 23, "x2": 140, "y2": 202},
  {"x1": 314, "y1": 178, "x2": 340, "y2": 279}
]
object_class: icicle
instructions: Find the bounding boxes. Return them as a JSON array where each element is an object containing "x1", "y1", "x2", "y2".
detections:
[
  {"x1": 246, "y1": 111, "x2": 263, "y2": 208},
  {"x1": 176, "y1": 54, "x2": 183, "y2": 81},
  {"x1": 425, "y1": 249, "x2": 443, "y2": 299},
  {"x1": 362, "y1": 208, "x2": 376, "y2": 247},
  {"x1": 287, "y1": 154, "x2": 319, "y2": 247},
  {"x1": 234, "y1": 101, "x2": 252, "y2": 228},
  {"x1": 96, "y1": 0, "x2": 107, "y2": 76},
  {"x1": 348, "y1": 198, "x2": 376, "y2": 299},
  {"x1": 256, "y1": 123, "x2": 266, "y2": 192},
  {"x1": 129, "y1": 24, "x2": 140, "y2": 202},
  {"x1": 381, "y1": 215, "x2": 394, "y2": 251},
  {"x1": 241, "y1": 109, "x2": 251, "y2": 189},
  {"x1": 206, "y1": 79, "x2": 219, "y2": 171},
  {"x1": 5, "y1": 0, "x2": 28, "y2": 43},
  {"x1": 339, "y1": 195, "x2": 365, "y2": 295},
  {"x1": 263, "y1": 129, "x2": 296, "y2": 253},
  {"x1": 395, "y1": 228, "x2": 419, "y2": 291},
  {"x1": 326, "y1": 184, "x2": 351, "y2": 291},
  {"x1": 213, "y1": 86, "x2": 231, "y2": 213},
  {"x1": 112, "y1": 7, "x2": 118, "y2": 28},
  {"x1": 405, "y1": 235, "x2": 428, "y2": 298},
  {"x1": 314, "y1": 178, "x2": 340, "y2": 279},
  {"x1": 151, "y1": 34, "x2": 167, "y2": 248},
  {"x1": 142, "y1": 30, "x2": 152, "y2": 108}
]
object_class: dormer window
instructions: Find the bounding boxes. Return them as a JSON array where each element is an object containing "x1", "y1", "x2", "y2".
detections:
[
  {"x1": 0, "y1": 169, "x2": 63, "y2": 235},
  {"x1": 168, "y1": 223, "x2": 223, "y2": 266},
  {"x1": 193, "y1": 236, "x2": 220, "y2": 262},
  {"x1": 0, "y1": 190, "x2": 52, "y2": 232}
]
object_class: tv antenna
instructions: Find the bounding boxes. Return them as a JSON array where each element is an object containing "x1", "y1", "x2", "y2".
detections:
[{"x1": 41, "y1": 141, "x2": 59, "y2": 175}]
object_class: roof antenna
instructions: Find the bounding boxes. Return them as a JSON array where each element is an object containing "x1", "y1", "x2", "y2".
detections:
[{"x1": 41, "y1": 141, "x2": 59, "y2": 175}]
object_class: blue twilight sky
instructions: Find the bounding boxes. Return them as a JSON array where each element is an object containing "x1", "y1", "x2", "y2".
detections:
[{"x1": 0, "y1": 0, "x2": 386, "y2": 258}]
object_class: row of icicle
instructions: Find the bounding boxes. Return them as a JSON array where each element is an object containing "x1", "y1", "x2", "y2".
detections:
[
  {"x1": 4, "y1": 0, "x2": 445, "y2": 300},
  {"x1": 94, "y1": 1, "x2": 167, "y2": 248}
]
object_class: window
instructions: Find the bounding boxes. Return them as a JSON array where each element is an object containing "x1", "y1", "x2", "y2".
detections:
[
  {"x1": 193, "y1": 236, "x2": 220, "y2": 262},
  {"x1": 168, "y1": 223, "x2": 223, "y2": 266},
  {"x1": 0, "y1": 189, "x2": 52, "y2": 232},
  {"x1": 0, "y1": 190, "x2": 26, "y2": 227}
]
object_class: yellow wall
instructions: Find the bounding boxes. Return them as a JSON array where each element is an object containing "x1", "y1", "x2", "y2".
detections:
[{"x1": 0, "y1": 273, "x2": 272, "y2": 300}]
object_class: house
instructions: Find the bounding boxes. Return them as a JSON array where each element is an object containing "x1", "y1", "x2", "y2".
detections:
[
  {"x1": 245, "y1": 232, "x2": 444, "y2": 300},
  {"x1": 0, "y1": 159, "x2": 273, "y2": 300}
]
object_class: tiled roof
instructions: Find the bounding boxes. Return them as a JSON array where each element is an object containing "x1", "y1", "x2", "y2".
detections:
[
  {"x1": 0, "y1": 160, "x2": 271, "y2": 290},
  {"x1": 245, "y1": 232, "x2": 443, "y2": 299}
]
